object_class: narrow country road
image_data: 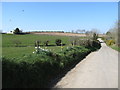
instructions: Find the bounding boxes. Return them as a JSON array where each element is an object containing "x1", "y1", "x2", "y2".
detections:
[{"x1": 54, "y1": 38, "x2": 118, "y2": 88}]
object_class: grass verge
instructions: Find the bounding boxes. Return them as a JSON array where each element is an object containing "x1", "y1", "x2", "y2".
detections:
[{"x1": 111, "y1": 45, "x2": 120, "y2": 52}]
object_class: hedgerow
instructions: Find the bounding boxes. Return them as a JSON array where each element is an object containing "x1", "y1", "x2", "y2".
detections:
[{"x1": 2, "y1": 42, "x2": 101, "y2": 88}]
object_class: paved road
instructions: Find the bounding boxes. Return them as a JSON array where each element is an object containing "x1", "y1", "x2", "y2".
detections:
[{"x1": 54, "y1": 39, "x2": 118, "y2": 88}]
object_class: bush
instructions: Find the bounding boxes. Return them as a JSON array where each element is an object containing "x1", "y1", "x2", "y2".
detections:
[
  {"x1": 78, "y1": 39, "x2": 92, "y2": 47},
  {"x1": 93, "y1": 33, "x2": 98, "y2": 41},
  {"x1": 106, "y1": 39, "x2": 115, "y2": 46},
  {"x1": 78, "y1": 39, "x2": 101, "y2": 49},
  {"x1": 55, "y1": 39, "x2": 62, "y2": 46},
  {"x1": 92, "y1": 40, "x2": 101, "y2": 49},
  {"x1": 101, "y1": 37, "x2": 105, "y2": 40},
  {"x1": 34, "y1": 40, "x2": 40, "y2": 47},
  {"x1": 44, "y1": 40, "x2": 49, "y2": 46},
  {"x1": 2, "y1": 44, "x2": 101, "y2": 88},
  {"x1": 2, "y1": 55, "x2": 61, "y2": 88}
]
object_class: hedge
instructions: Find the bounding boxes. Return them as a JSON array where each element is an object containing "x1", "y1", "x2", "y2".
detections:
[{"x1": 2, "y1": 41, "x2": 101, "y2": 88}]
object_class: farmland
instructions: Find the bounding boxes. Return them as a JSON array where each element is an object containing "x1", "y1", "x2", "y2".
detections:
[
  {"x1": 2, "y1": 33, "x2": 88, "y2": 58},
  {"x1": 2, "y1": 34, "x2": 71, "y2": 58},
  {"x1": 2, "y1": 34, "x2": 70, "y2": 47}
]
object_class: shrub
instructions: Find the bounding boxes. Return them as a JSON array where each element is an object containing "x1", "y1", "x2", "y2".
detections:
[
  {"x1": 2, "y1": 44, "x2": 101, "y2": 88},
  {"x1": 44, "y1": 40, "x2": 49, "y2": 46},
  {"x1": 55, "y1": 39, "x2": 62, "y2": 46},
  {"x1": 2, "y1": 56, "x2": 60, "y2": 88},
  {"x1": 34, "y1": 40, "x2": 40, "y2": 47},
  {"x1": 78, "y1": 39, "x2": 101, "y2": 49},
  {"x1": 78, "y1": 39, "x2": 91, "y2": 47},
  {"x1": 93, "y1": 33, "x2": 98, "y2": 41},
  {"x1": 106, "y1": 39, "x2": 115, "y2": 46},
  {"x1": 101, "y1": 37, "x2": 105, "y2": 40}
]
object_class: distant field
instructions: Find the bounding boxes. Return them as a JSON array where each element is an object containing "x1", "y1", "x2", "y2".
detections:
[
  {"x1": 2, "y1": 34, "x2": 71, "y2": 47},
  {"x1": 33, "y1": 32, "x2": 87, "y2": 37},
  {"x1": 30, "y1": 32, "x2": 106, "y2": 37}
]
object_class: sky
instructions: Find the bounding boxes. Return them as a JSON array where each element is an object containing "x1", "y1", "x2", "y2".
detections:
[{"x1": 2, "y1": 2, "x2": 118, "y2": 34}]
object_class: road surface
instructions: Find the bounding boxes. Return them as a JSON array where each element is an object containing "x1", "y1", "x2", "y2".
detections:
[{"x1": 54, "y1": 39, "x2": 118, "y2": 88}]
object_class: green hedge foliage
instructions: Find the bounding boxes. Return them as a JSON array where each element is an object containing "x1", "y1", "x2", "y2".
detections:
[{"x1": 2, "y1": 41, "x2": 101, "y2": 88}]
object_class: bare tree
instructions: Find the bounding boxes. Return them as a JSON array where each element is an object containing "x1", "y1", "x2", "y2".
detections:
[
  {"x1": 85, "y1": 29, "x2": 99, "y2": 40},
  {"x1": 108, "y1": 21, "x2": 120, "y2": 47},
  {"x1": 91, "y1": 28, "x2": 100, "y2": 34},
  {"x1": 76, "y1": 29, "x2": 86, "y2": 33}
]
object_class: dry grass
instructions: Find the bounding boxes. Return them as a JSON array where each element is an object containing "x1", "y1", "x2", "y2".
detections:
[
  {"x1": 33, "y1": 32, "x2": 86, "y2": 37},
  {"x1": 33, "y1": 32, "x2": 106, "y2": 37}
]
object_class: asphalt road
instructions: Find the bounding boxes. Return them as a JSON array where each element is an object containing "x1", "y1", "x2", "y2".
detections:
[{"x1": 54, "y1": 39, "x2": 118, "y2": 88}]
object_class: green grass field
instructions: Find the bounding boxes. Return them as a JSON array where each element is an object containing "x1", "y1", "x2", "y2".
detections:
[
  {"x1": 2, "y1": 34, "x2": 78, "y2": 58},
  {"x1": 2, "y1": 34, "x2": 71, "y2": 47},
  {"x1": 2, "y1": 46, "x2": 69, "y2": 58}
]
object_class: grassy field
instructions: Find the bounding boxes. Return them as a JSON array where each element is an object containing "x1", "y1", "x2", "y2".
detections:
[
  {"x1": 2, "y1": 34, "x2": 81, "y2": 58},
  {"x1": 2, "y1": 46, "x2": 69, "y2": 58},
  {"x1": 2, "y1": 34, "x2": 71, "y2": 47}
]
